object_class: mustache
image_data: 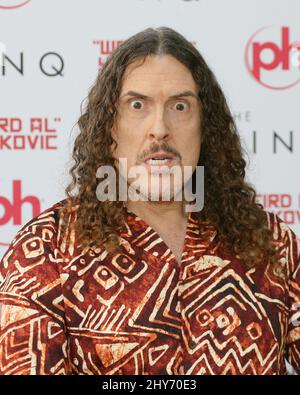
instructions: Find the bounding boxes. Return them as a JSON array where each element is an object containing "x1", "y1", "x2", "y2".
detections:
[{"x1": 139, "y1": 142, "x2": 181, "y2": 162}]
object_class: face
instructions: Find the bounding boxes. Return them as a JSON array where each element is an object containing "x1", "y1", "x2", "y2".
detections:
[{"x1": 111, "y1": 54, "x2": 202, "y2": 202}]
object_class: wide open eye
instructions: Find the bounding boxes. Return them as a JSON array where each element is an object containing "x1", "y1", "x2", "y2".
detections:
[
  {"x1": 130, "y1": 100, "x2": 144, "y2": 110},
  {"x1": 174, "y1": 101, "x2": 188, "y2": 111}
]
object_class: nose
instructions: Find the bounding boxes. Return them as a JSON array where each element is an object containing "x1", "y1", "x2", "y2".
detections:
[{"x1": 147, "y1": 107, "x2": 169, "y2": 141}]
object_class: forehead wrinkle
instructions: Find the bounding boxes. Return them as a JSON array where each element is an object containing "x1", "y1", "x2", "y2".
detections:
[{"x1": 120, "y1": 89, "x2": 199, "y2": 101}]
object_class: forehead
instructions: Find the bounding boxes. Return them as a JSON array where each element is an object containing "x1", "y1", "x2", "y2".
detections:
[{"x1": 120, "y1": 55, "x2": 198, "y2": 94}]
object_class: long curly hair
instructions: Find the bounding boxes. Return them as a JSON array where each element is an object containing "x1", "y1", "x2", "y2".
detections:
[{"x1": 59, "y1": 26, "x2": 277, "y2": 269}]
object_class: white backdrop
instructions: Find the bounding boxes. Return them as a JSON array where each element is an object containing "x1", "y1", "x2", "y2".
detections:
[{"x1": 0, "y1": 0, "x2": 300, "y2": 259}]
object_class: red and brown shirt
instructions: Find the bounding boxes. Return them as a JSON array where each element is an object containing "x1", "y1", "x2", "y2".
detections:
[{"x1": 0, "y1": 199, "x2": 299, "y2": 375}]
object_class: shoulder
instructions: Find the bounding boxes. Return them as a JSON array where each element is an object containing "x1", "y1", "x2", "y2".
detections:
[
  {"x1": 1, "y1": 198, "x2": 67, "y2": 260},
  {"x1": 265, "y1": 210, "x2": 300, "y2": 275},
  {"x1": 0, "y1": 198, "x2": 67, "y2": 292},
  {"x1": 265, "y1": 210, "x2": 299, "y2": 250}
]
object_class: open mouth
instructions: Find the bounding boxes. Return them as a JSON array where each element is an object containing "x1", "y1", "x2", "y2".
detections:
[
  {"x1": 142, "y1": 152, "x2": 177, "y2": 168},
  {"x1": 144, "y1": 158, "x2": 174, "y2": 166}
]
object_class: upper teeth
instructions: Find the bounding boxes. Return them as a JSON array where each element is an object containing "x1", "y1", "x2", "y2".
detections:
[{"x1": 147, "y1": 158, "x2": 169, "y2": 165}]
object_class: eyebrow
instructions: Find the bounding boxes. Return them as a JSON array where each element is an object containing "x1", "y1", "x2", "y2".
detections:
[{"x1": 121, "y1": 90, "x2": 200, "y2": 101}]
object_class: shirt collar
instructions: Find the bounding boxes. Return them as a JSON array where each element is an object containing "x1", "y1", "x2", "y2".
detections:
[{"x1": 119, "y1": 202, "x2": 218, "y2": 259}]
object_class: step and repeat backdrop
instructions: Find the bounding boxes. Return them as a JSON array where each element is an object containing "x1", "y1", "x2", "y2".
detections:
[{"x1": 0, "y1": 0, "x2": 300, "y2": 259}]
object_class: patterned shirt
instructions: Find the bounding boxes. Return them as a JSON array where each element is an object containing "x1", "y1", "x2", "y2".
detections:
[{"x1": 0, "y1": 199, "x2": 299, "y2": 375}]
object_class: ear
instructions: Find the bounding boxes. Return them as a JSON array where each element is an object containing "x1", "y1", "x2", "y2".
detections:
[
  {"x1": 111, "y1": 119, "x2": 119, "y2": 139},
  {"x1": 111, "y1": 124, "x2": 115, "y2": 138}
]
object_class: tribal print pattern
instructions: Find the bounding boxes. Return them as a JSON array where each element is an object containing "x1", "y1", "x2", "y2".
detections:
[{"x1": 0, "y1": 200, "x2": 299, "y2": 375}]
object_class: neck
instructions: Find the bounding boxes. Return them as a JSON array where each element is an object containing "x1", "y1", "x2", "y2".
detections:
[{"x1": 125, "y1": 200, "x2": 188, "y2": 225}]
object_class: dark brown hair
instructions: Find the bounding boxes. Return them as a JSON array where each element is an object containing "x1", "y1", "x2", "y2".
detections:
[{"x1": 59, "y1": 26, "x2": 277, "y2": 269}]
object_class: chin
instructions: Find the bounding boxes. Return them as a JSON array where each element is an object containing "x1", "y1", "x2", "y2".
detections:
[{"x1": 131, "y1": 179, "x2": 183, "y2": 203}]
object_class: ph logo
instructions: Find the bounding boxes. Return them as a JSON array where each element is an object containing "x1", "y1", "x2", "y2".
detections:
[
  {"x1": 0, "y1": 1, "x2": 31, "y2": 9},
  {"x1": 0, "y1": 180, "x2": 41, "y2": 225},
  {"x1": 245, "y1": 26, "x2": 300, "y2": 90}
]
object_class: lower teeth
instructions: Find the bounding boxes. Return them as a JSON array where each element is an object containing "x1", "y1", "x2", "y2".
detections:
[{"x1": 148, "y1": 159, "x2": 169, "y2": 165}]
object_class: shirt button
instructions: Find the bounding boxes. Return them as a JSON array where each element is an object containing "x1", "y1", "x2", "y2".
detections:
[{"x1": 189, "y1": 340, "x2": 197, "y2": 349}]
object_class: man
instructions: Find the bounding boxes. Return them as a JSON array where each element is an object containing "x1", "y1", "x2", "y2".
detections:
[{"x1": 0, "y1": 26, "x2": 299, "y2": 375}]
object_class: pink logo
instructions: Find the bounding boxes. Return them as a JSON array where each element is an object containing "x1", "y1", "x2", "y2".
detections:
[
  {"x1": 0, "y1": 0, "x2": 31, "y2": 9},
  {"x1": 245, "y1": 26, "x2": 300, "y2": 90},
  {"x1": 0, "y1": 180, "x2": 41, "y2": 226}
]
